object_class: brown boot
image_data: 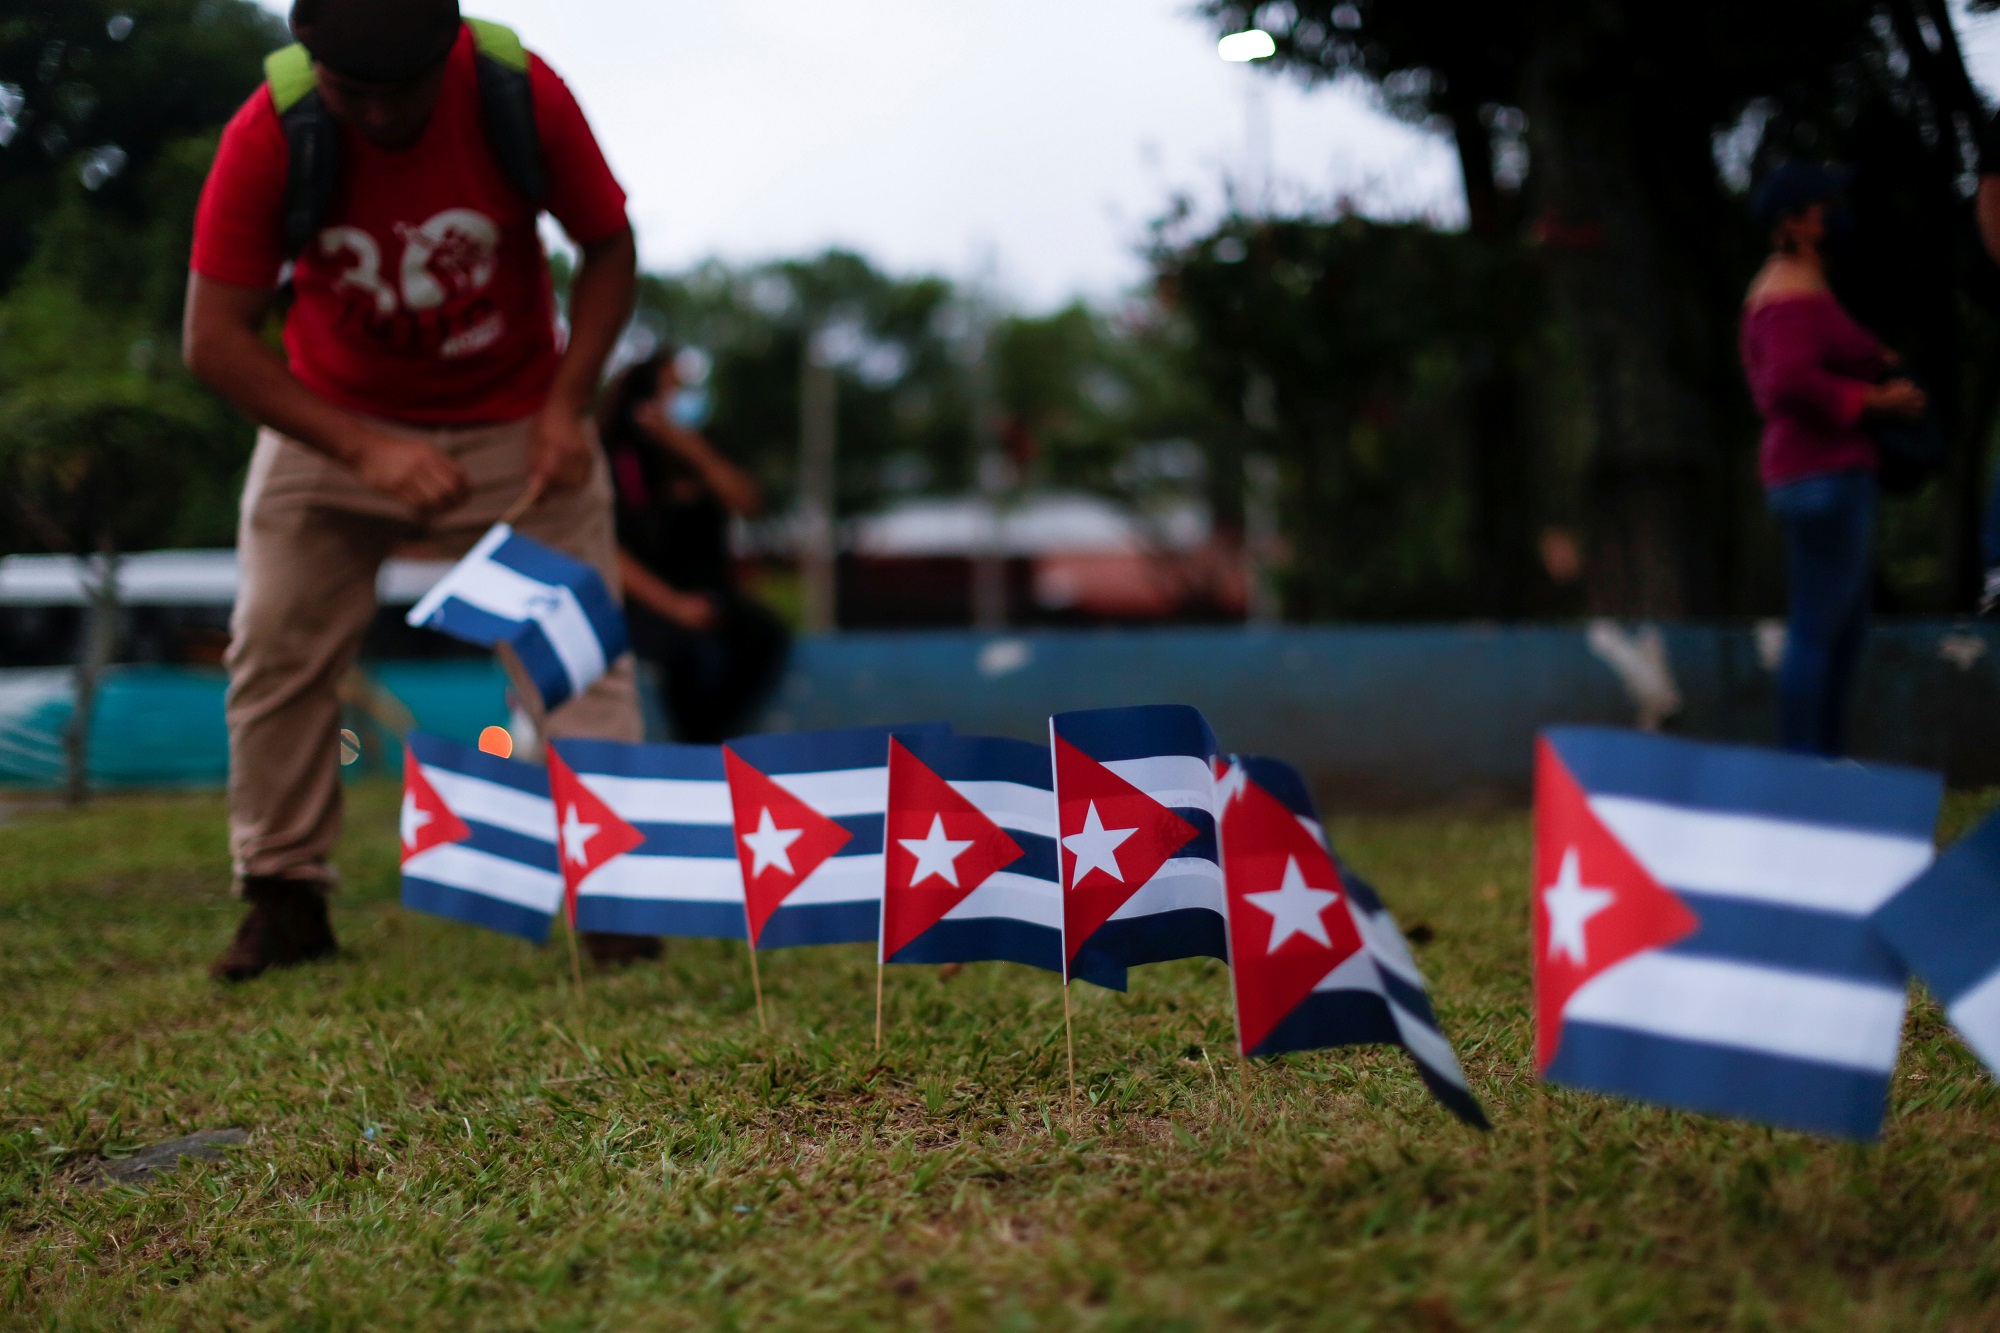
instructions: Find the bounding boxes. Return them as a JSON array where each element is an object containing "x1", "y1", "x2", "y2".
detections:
[
  {"x1": 209, "y1": 878, "x2": 337, "y2": 982},
  {"x1": 581, "y1": 932, "x2": 663, "y2": 968}
]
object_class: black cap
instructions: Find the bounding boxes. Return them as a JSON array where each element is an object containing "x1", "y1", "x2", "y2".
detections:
[
  {"x1": 1751, "y1": 160, "x2": 1855, "y2": 229},
  {"x1": 291, "y1": 0, "x2": 462, "y2": 84}
]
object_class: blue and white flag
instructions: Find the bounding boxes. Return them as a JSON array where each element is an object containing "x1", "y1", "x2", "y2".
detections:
[
  {"x1": 1535, "y1": 726, "x2": 1941, "y2": 1140},
  {"x1": 399, "y1": 731, "x2": 562, "y2": 943},
  {"x1": 546, "y1": 738, "x2": 745, "y2": 939},
  {"x1": 1051, "y1": 704, "x2": 1227, "y2": 981},
  {"x1": 1872, "y1": 808, "x2": 2000, "y2": 1079},
  {"x1": 405, "y1": 524, "x2": 628, "y2": 711},
  {"x1": 725, "y1": 723, "x2": 951, "y2": 949},
  {"x1": 882, "y1": 732, "x2": 1125, "y2": 989}
]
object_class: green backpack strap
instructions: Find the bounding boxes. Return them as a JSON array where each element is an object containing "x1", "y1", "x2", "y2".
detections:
[{"x1": 263, "y1": 19, "x2": 547, "y2": 256}]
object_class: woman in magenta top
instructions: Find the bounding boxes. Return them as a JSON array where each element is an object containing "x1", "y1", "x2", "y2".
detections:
[{"x1": 1740, "y1": 161, "x2": 1926, "y2": 756}]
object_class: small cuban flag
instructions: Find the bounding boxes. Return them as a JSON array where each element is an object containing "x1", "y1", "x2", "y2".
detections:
[
  {"x1": 1871, "y1": 808, "x2": 2000, "y2": 1080},
  {"x1": 1217, "y1": 755, "x2": 1486, "y2": 1127},
  {"x1": 881, "y1": 733, "x2": 1124, "y2": 989},
  {"x1": 724, "y1": 723, "x2": 949, "y2": 949},
  {"x1": 1536, "y1": 726, "x2": 1941, "y2": 1140},
  {"x1": 399, "y1": 731, "x2": 564, "y2": 943},
  {"x1": 1051, "y1": 704, "x2": 1227, "y2": 982},
  {"x1": 546, "y1": 739, "x2": 745, "y2": 938},
  {"x1": 405, "y1": 524, "x2": 629, "y2": 711}
]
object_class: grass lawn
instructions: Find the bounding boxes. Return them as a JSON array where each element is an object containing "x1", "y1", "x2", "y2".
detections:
[{"x1": 3, "y1": 781, "x2": 1999, "y2": 1330}]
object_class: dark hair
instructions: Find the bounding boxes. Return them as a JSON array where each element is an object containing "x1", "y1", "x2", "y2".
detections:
[
  {"x1": 598, "y1": 349, "x2": 678, "y2": 454},
  {"x1": 291, "y1": 0, "x2": 461, "y2": 83}
]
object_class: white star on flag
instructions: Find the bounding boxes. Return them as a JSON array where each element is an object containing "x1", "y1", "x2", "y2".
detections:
[
  {"x1": 742, "y1": 807, "x2": 804, "y2": 878},
  {"x1": 400, "y1": 790, "x2": 433, "y2": 849},
  {"x1": 561, "y1": 804, "x2": 600, "y2": 867},
  {"x1": 899, "y1": 813, "x2": 975, "y2": 888},
  {"x1": 1244, "y1": 854, "x2": 1342, "y2": 951},
  {"x1": 1543, "y1": 847, "x2": 1615, "y2": 965},
  {"x1": 1063, "y1": 801, "x2": 1138, "y2": 884}
]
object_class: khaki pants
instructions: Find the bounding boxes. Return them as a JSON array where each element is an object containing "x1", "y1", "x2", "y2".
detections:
[{"x1": 227, "y1": 417, "x2": 642, "y2": 885}]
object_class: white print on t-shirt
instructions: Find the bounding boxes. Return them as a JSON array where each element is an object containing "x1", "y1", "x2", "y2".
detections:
[{"x1": 316, "y1": 208, "x2": 507, "y2": 360}]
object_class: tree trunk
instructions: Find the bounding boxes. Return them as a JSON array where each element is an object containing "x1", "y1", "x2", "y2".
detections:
[
  {"x1": 65, "y1": 542, "x2": 121, "y2": 806},
  {"x1": 1522, "y1": 39, "x2": 1722, "y2": 617}
]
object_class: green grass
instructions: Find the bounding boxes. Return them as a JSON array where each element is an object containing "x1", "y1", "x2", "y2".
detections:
[{"x1": 3, "y1": 783, "x2": 2000, "y2": 1330}]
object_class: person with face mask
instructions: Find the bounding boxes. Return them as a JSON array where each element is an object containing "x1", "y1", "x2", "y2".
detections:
[
  {"x1": 1740, "y1": 161, "x2": 1927, "y2": 757},
  {"x1": 597, "y1": 352, "x2": 790, "y2": 746},
  {"x1": 183, "y1": 0, "x2": 646, "y2": 978}
]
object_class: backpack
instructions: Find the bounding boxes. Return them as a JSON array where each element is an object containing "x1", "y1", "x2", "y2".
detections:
[{"x1": 262, "y1": 17, "x2": 548, "y2": 253}]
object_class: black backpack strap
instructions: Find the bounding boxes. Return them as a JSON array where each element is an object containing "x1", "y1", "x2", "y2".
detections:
[
  {"x1": 266, "y1": 44, "x2": 339, "y2": 254},
  {"x1": 467, "y1": 18, "x2": 548, "y2": 207}
]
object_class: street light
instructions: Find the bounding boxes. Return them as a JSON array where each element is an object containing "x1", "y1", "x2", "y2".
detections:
[{"x1": 1217, "y1": 28, "x2": 1276, "y2": 62}]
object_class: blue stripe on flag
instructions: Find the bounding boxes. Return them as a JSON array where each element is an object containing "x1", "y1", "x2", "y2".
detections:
[
  {"x1": 1071, "y1": 906, "x2": 1228, "y2": 977},
  {"x1": 898, "y1": 732, "x2": 1052, "y2": 788},
  {"x1": 459, "y1": 820, "x2": 561, "y2": 871},
  {"x1": 1001, "y1": 832, "x2": 1058, "y2": 883},
  {"x1": 1165, "y1": 810, "x2": 1218, "y2": 863},
  {"x1": 1053, "y1": 703, "x2": 1216, "y2": 763},
  {"x1": 730, "y1": 723, "x2": 949, "y2": 775},
  {"x1": 574, "y1": 895, "x2": 746, "y2": 939},
  {"x1": 1375, "y1": 965, "x2": 1438, "y2": 1029},
  {"x1": 626, "y1": 823, "x2": 736, "y2": 858},
  {"x1": 1667, "y1": 891, "x2": 1907, "y2": 986},
  {"x1": 509, "y1": 619, "x2": 575, "y2": 710},
  {"x1": 557, "y1": 738, "x2": 723, "y2": 781},
  {"x1": 408, "y1": 732, "x2": 550, "y2": 796},
  {"x1": 889, "y1": 918, "x2": 1128, "y2": 991},
  {"x1": 1253, "y1": 987, "x2": 1401, "y2": 1056},
  {"x1": 1546, "y1": 1020, "x2": 1891, "y2": 1141},
  {"x1": 1873, "y1": 811, "x2": 2000, "y2": 1003},
  {"x1": 1546, "y1": 726, "x2": 1942, "y2": 840},
  {"x1": 757, "y1": 899, "x2": 879, "y2": 949},
  {"x1": 829, "y1": 813, "x2": 886, "y2": 855},
  {"x1": 402, "y1": 876, "x2": 551, "y2": 944}
]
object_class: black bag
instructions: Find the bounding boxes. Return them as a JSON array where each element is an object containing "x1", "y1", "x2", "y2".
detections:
[{"x1": 1870, "y1": 377, "x2": 1947, "y2": 495}]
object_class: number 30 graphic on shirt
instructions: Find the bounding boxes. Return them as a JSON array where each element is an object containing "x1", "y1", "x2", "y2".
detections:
[{"x1": 318, "y1": 210, "x2": 501, "y2": 315}]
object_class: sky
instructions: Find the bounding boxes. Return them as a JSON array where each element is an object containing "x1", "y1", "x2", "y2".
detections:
[{"x1": 250, "y1": 1, "x2": 2000, "y2": 314}]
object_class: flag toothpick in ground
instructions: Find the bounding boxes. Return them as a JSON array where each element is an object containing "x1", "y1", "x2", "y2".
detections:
[
  {"x1": 1872, "y1": 807, "x2": 2000, "y2": 1078},
  {"x1": 1052, "y1": 704, "x2": 1227, "y2": 982},
  {"x1": 547, "y1": 739, "x2": 745, "y2": 937},
  {"x1": 724, "y1": 723, "x2": 949, "y2": 948},
  {"x1": 405, "y1": 524, "x2": 627, "y2": 711},
  {"x1": 882, "y1": 733, "x2": 1125, "y2": 989},
  {"x1": 399, "y1": 731, "x2": 563, "y2": 943},
  {"x1": 1534, "y1": 726, "x2": 1941, "y2": 1140},
  {"x1": 1217, "y1": 755, "x2": 1486, "y2": 1127}
]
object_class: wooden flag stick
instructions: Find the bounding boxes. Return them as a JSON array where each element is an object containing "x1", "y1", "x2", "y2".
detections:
[
  {"x1": 562, "y1": 907, "x2": 585, "y2": 995},
  {"x1": 499, "y1": 477, "x2": 546, "y2": 529},
  {"x1": 1533, "y1": 1079, "x2": 1551, "y2": 1259},
  {"x1": 746, "y1": 942, "x2": 768, "y2": 1033},
  {"x1": 1062, "y1": 980, "x2": 1078, "y2": 1108},
  {"x1": 873, "y1": 960, "x2": 886, "y2": 1053}
]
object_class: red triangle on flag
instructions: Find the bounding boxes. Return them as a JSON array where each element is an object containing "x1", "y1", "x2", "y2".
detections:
[
  {"x1": 1533, "y1": 737, "x2": 1699, "y2": 1070},
  {"x1": 546, "y1": 745, "x2": 648, "y2": 924},
  {"x1": 881, "y1": 738, "x2": 1026, "y2": 961},
  {"x1": 401, "y1": 745, "x2": 472, "y2": 863},
  {"x1": 722, "y1": 747, "x2": 854, "y2": 946},
  {"x1": 1054, "y1": 735, "x2": 1200, "y2": 965},
  {"x1": 1219, "y1": 771, "x2": 1365, "y2": 1054}
]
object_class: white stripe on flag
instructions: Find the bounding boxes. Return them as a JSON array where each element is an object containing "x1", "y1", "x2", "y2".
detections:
[
  {"x1": 941, "y1": 870, "x2": 1062, "y2": 929},
  {"x1": 1588, "y1": 795, "x2": 1933, "y2": 916},
  {"x1": 407, "y1": 524, "x2": 509, "y2": 626},
  {"x1": 1101, "y1": 756, "x2": 1215, "y2": 814},
  {"x1": 1349, "y1": 904, "x2": 1424, "y2": 991},
  {"x1": 783, "y1": 853, "x2": 886, "y2": 906},
  {"x1": 578, "y1": 854, "x2": 743, "y2": 904},
  {"x1": 1306, "y1": 947, "x2": 1383, "y2": 995},
  {"x1": 1946, "y1": 965, "x2": 2000, "y2": 1076},
  {"x1": 769, "y1": 767, "x2": 888, "y2": 817},
  {"x1": 422, "y1": 547, "x2": 605, "y2": 696},
  {"x1": 1563, "y1": 951, "x2": 1907, "y2": 1073},
  {"x1": 1387, "y1": 996, "x2": 1472, "y2": 1092},
  {"x1": 582, "y1": 774, "x2": 733, "y2": 824},
  {"x1": 404, "y1": 843, "x2": 561, "y2": 913},
  {"x1": 948, "y1": 780, "x2": 1057, "y2": 837},
  {"x1": 423, "y1": 766, "x2": 553, "y2": 843},
  {"x1": 1105, "y1": 858, "x2": 1226, "y2": 920}
]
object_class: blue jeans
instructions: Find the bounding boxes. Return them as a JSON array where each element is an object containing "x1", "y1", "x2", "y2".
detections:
[{"x1": 1767, "y1": 470, "x2": 1875, "y2": 757}]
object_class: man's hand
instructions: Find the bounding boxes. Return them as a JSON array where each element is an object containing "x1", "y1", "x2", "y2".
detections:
[
  {"x1": 348, "y1": 431, "x2": 472, "y2": 516},
  {"x1": 529, "y1": 406, "x2": 598, "y2": 495}
]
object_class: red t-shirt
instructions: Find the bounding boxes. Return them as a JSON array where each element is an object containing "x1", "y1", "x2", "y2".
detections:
[
  {"x1": 190, "y1": 26, "x2": 628, "y2": 425},
  {"x1": 1739, "y1": 293, "x2": 1888, "y2": 489}
]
